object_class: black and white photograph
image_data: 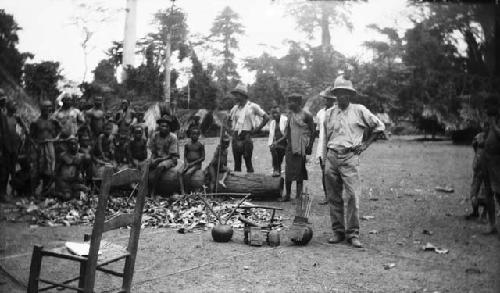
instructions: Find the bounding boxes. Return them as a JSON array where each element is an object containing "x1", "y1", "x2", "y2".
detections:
[{"x1": 0, "y1": 0, "x2": 499, "y2": 292}]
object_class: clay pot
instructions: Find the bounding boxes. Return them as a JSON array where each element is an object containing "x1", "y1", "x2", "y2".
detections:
[{"x1": 211, "y1": 224, "x2": 234, "y2": 242}]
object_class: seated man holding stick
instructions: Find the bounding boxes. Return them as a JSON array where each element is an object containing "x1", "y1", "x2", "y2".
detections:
[{"x1": 149, "y1": 116, "x2": 180, "y2": 196}]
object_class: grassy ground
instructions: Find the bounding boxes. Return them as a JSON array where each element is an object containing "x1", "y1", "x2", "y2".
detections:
[{"x1": 1, "y1": 136, "x2": 499, "y2": 292}]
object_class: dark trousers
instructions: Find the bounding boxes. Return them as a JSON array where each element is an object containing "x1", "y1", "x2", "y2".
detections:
[
  {"x1": 271, "y1": 147, "x2": 285, "y2": 172},
  {"x1": 232, "y1": 131, "x2": 253, "y2": 173},
  {"x1": 0, "y1": 151, "x2": 17, "y2": 199},
  {"x1": 482, "y1": 154, "x2": 500, "y2": 227},
  {"x1": 320, "y1": 157, "x2": 327, "y2": 199}
]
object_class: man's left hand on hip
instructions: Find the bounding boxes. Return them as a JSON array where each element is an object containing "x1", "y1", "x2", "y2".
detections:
[{"x1": 353, "y1": 144, "x2": 367, "y2": 155}]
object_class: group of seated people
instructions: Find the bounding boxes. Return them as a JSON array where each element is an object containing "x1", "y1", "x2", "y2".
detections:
[{"x1": 1, "y1": 93, "x2": 229, "y2": 201}]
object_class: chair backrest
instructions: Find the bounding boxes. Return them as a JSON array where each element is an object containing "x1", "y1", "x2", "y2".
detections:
[
  {"x1": 102, "y1": 168, "x2": 145, "y2": 233},
  {"x1": 83, "y1": 162, "x2": 150, "y2": 292}
]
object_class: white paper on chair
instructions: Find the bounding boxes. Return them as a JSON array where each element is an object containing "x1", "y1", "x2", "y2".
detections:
[{"x1": 65, "y1": 242, "x2": 102, "y2": 256}]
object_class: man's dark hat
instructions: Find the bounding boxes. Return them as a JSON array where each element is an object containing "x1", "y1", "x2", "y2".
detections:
[{"x1": 157, "y1": 115, "x2": 173, "y2": 125}]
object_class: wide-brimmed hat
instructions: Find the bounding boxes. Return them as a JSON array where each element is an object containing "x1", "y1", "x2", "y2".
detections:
[
  {"x1": 230, "y1": 84, "x2": 249, "y2": 98},
  {"x1": 332, "y1": 77, "x2": 356, "y2": 95}
]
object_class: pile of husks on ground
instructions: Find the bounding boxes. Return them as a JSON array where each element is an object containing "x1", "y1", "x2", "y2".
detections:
[{"x1": 4, "y1": 194, "x2": 284, "y2": 231}]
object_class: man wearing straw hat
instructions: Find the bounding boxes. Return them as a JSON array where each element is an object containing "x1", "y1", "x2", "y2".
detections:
[
  {"x1": 228, "y1": 84, "x2": 269, "y2": 173},
  {"x1": 322, "y1": 77, "x2": 384, "y2": 248}
]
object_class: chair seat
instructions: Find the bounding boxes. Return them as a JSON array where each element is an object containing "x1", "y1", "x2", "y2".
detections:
[{"x1": 48, "y1": 240, "x2": 129, "y2": 263}]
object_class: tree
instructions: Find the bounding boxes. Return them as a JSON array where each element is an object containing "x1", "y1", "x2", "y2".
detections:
[
  {"x1": 287, "y1": 1, "x2": 357, "y2": 51},
  {"x1": 188, "y1": 50, "x2": 219, "y2": 109},
  {"x1": 147, "y1": 5, "x2": 189, "y2": 106},
  {"x1": 363, "y1": 24, "x2": 403, "y2": 69},
  {"x1": 244, "y1": 52, "x2": 279, "y2": 75},
  {"x1": 93, "y1": 59, "x2": 117, "y2": 86},
  {"x1": 210, "y1": 6, "x2": 245, "y2": 94},
  {"x1": 0, "y1": 9, "x2": 32, "y2": 89},
  {"x1": 410, "y1": 2, "x2": 496, "y2": 76},
  {"x1": 23, "y1": 61, "x2": 62, "y2": 105},
  {"x1": 105, "y1": 41, "x2": 123, "y2": 69},
  {"x1": 70, "y1": 1, "x2": 118, "y2": 82},
  {"x1": 123, "y1": 44, "x2": 163, "y2": 101},
  {"x1": 249, "y1": 72, "x2": 284, "y2": 111}
]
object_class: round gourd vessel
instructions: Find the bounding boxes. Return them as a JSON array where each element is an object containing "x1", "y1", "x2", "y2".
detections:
[{"x1": 211, "y1": 224, "x2": 234, "y2": 242}]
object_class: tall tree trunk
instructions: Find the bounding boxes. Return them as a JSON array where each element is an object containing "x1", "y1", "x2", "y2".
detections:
[
  {"x1": 320, "y1": 9, "x2": 331, "y2": 52},
  {"x1": 83, "y1": 49, "x2": 88, "y2": 82},
  {"x1": 464, "y1": 28, "x2": 488, "y2": 76},
  {"x1": 122, "y1": 0, "x2": 138, "y2": 82},
  {"x1": 164, "y1": 32, "x2": 171, "y2": 106}
]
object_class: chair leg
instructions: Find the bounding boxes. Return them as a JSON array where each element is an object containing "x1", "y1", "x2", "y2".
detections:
[
  {"x1": 27, "y1": 245, "x2": 43, "y2": 293},
  {"x1": 121, "y1": 255, "x2": 133, "y2": 293},
  {"x1": 78, "y1": 260, "x2": 87, "y2": 289}
]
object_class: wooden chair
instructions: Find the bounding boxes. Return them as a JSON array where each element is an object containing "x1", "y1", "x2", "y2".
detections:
[{"x1": 27, "y1": 163, "x2": 150, "y2": 293}]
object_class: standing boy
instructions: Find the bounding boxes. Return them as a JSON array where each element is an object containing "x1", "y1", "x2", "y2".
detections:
[
  {"x1": 316, "y1": 88, "x2": 336, "y2": 205},
  {"x1": 281, "y1": 94, "x2": 315, "y2": 202},
  {"x1": 207, "y1": 136, "x2": 230, "y2": 192},
  {"x1": 183, "y1": 127, "x2": 205, "y2": 178},
  {"x1": 268, "y1": 106, "x2": 288, "y2": 177}
]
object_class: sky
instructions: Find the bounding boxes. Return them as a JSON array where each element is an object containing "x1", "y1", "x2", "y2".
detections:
[{"x1": 1, "y1": 0, "x2": 415, "y2": 87}]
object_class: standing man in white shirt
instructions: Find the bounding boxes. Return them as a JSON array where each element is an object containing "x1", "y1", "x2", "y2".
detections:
[
  {"x1": 229, "y1": 84, "x2": 270, "y2": 173},
  {"x1": 315, "y1": 87, "x2": 336, "y2": 205},
  {"x1": 268, "y1": 105, "x2": 288, "y2": 177},
  {"x1": 322, "y1": 78, "x2": 385, "y2": 248}
]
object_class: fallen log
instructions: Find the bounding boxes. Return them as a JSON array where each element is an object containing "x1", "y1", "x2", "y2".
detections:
[
  {"x1": 104, "y1": 164, "x2": 283, "y2": 200},
  {"x1": 152, "y1": 167, "x2": 282, "y2": 200}
]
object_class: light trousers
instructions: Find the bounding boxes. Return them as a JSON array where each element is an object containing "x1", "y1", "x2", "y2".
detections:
[{"x1": 324, "y1": 149, "x2": 360, "y2": 239}]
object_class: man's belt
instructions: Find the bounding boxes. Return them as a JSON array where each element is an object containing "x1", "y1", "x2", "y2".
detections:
[
  {"x1": 234, "y1": 130, "x2": 252, "y2": 140},
  {"x1": 328, "y1": 147, "x2": 355, "y2": 155}
]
